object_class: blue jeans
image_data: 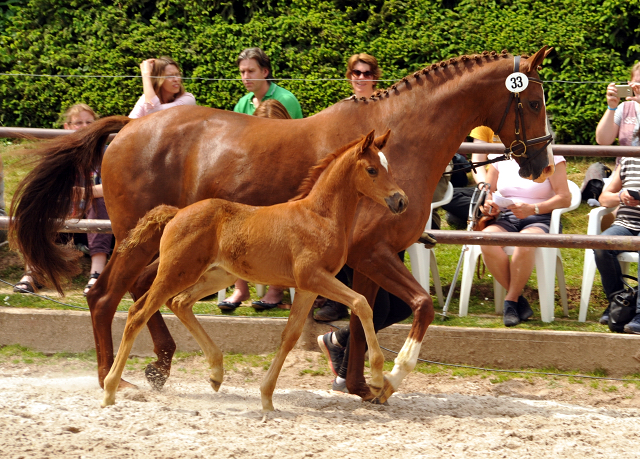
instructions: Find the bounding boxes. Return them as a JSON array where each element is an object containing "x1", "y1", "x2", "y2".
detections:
[{"x1": 593, "y1": 224, "x2": 640, "y2": 313}]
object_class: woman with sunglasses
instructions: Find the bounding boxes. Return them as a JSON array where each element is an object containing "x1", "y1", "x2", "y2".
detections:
[
  {"x1": 346, "y1": 53, "x2": 381, "y2": 99},
  {"x1": 129, "y1": 56, "x2": 196, "y2": 119}
]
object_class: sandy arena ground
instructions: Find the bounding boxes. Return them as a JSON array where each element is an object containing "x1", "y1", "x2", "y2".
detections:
[{"x1": 1, "y1": 349, "x2": 640, "y2": 458}]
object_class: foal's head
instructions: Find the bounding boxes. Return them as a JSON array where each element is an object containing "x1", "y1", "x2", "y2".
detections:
[{"x1": 354, "y1": 130, "x2": 408, "y2": 215}]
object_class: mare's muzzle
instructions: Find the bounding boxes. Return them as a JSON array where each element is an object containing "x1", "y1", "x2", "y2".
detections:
[{"x1": 385, "y1": 192, "x2": 409, "y2": 214}]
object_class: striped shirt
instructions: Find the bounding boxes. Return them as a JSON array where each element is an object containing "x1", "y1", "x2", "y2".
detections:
[{"x1": 614, "y1": 157, "x2": 640, "y2": 231}]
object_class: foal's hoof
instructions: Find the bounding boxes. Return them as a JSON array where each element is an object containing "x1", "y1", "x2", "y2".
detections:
[
  {"x1": 145, "y1": 363, "x2": 169, "y2": 391},
  {"x1": 418, "y1": 231, "x2": 437, "y2": 249},
  {"x1": 117, "y1": 379, "x2": 138, "y2": 391},
  {"x1": 367, "y1": 397, "x2": 390, "y2": 406},
  {"x1": 368, "y1": 375, "x2": 395, "y2": 405},
  {"x1": 209, "y1": 378, "x2": 222, "y2": 392}
]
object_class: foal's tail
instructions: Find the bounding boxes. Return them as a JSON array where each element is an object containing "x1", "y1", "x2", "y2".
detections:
[
  {"x1": 118, "y1": 205, "x2": 180, "y2": 257},
  {"x1": 9, "y1": 116, "x2": 131, "y2": 294}
]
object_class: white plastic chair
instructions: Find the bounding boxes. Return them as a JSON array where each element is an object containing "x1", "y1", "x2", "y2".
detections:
[
  {"x1": 406, "y1": 181, "x2": 454, "y2": 306},
  {"x1": 458, "y1": 180, "x2": 581, "y2": 322},
  {"x1": 579, "y1": 206, "x2": 638, "y2": 322}
]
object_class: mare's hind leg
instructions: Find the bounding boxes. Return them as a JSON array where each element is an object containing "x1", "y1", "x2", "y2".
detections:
[
  {"x1": 166, "y1": 268, "x2": 237, "y2": 392},
  {"x1": 86, "y1": 236, "x2": 162, "y2": 389},
  {"x1": 129, "y1": 259, "x2": 177, "y2": 390},
  {"x1": 260, "y1": 290, "x2": 317, "y2": 412},
  {"x1": 349, "y1": 250, "x2": 435, "y2": 404}
]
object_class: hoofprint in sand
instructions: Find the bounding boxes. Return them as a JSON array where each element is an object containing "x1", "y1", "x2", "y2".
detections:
[{"x1": 1, "y1": 349, "x2": 639, "y2": 458}]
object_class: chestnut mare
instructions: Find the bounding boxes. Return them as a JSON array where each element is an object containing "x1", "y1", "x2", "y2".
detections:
[
  {"x1": 102, "y1": 130, "x2": 407, "y2": 410},
  {"x1": 11, "y1": 47, "x2": 554, "y2": 404}
]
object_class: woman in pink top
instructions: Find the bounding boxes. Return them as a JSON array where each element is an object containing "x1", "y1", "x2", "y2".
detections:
[
  {"x1": 480, "y1": 155, "x2": 571, "y2": 327},
  {"x1": 128, "y1": 56, "x2": 196, "y2": 119}
]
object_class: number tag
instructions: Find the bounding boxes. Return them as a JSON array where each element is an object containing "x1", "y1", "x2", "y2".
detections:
[{"x1": 505, "y1": 72, "x2": 529, "y2": 93}]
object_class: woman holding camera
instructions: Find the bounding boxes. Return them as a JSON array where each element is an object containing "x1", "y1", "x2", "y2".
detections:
[{"x1": 593, "y1": 62, "x2": 640, "y2": 333}]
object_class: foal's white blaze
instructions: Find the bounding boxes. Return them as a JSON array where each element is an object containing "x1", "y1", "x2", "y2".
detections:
[
  {"x1": 386, "y1": 337, "x2": 422, "y2": 390},
  {"x1": 378, "y1": 151, "x2": 389, "y2": 172}
]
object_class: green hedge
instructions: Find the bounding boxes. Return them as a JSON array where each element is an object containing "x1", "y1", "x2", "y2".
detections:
[{"x1": 1, "y1": 0, "x2": 639, "y2": 144}]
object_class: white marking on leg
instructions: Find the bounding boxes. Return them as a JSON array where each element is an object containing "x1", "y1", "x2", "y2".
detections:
[
  {"x1": 386, "y1": 337, "x2": 422, "y2": 390},
  {"x1": 378, "y1": 151, "x2": 389, "y2": 172}
]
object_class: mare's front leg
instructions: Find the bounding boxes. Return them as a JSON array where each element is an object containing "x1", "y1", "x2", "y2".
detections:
[
  {"x1": 129, "y1": 259, "x2": 177, "y2": 390},
  {"x1": 166, "y1": 267, "x2": 238, "y2": 393},
  {"x1": 350, "y1": 249, "x2": 435, "y2": 404},
  {"x1": 260, "y1": 290, "x2": 317, "y2": 412},
  {"x1": 86, "y1": 237, "x2": 161, "y2": 389}
]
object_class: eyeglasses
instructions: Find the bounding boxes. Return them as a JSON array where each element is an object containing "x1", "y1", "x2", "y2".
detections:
[{"x1": 351, "y1": 69, "x2": 374, "y2": 78}]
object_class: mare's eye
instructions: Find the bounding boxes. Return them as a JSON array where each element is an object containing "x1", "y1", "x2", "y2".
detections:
[
  {"x1": 529, "y1": 101, "x2": 541, "y2": 111},
  {"x1": 367, "y1": 167, "x2": 377, "y2": 176}
]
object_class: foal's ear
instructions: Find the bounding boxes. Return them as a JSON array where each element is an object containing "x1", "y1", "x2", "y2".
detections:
[
  {"x1": 522, "y1": 46, "x2": 552, "y2": 73},
  {"x1": 373, "y1": 129, "x2": 391, "y2": 150},
  {"x1": 359, "y1": 130, "x2": 376, "y2": 154}
]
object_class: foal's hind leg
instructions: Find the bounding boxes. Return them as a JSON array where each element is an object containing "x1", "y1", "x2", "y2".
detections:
[
  {"x1": 260, "y1": 290, "x2": 317, "y2": 412},
  {"x1": 167, "y1": 268, "x2": 237, "y2": 392}
]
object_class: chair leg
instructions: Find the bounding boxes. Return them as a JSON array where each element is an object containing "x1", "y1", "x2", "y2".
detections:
[
  {"x1": 579, "y1": 249, "x2": 597, "y2": 322},
  {"x1": 536, "y1": 247, "x2": 556, "y2": 323},
  {"x1": 218, "y1": 288, "x2": 226, "y2": 301},
  {"x1": 429, "y1": 250, "x2": 444, "y2": 308},
  {"x1": 458, "y1": 245, "x2": 480, "y2": 317},
  {"x1": 493, "y1": 276, "x2": 505, "y2": 313},
  {"x1": 556, "y1": 255, "x2": 569, "y2": 317}
]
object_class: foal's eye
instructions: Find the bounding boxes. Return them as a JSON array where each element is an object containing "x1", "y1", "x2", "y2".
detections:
[
  {"x1": 367, "y1": 167, "x2": 377, "y2": 176},
  {"x1": 529, "y1": 101, "x2": 541, "y2": 111}
]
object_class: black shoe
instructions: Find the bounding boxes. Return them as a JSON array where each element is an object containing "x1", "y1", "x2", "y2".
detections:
[
  {"x1": 218, "y1": 301, "x2": 241, "y2": 310},
  {"x1": 623, "y1": 313, "x2": 640, "y2": 334},
  {"x1": 599, "y1": 306, "x2": 611, "y2": 325},
  {"x1": 313, "y1": 300, "x2": 349, "y2": 322},
  {"x1": 517, "y1": 295, "x2": 533, "y2": 321},
  {"x1": 317, "y1": 332, "x2": 345, "y2": 376},
  {"x1": 503, "y1": 301, "x2": 520, "y2": 327},
  {"x1": 251, "y1": 300, "x2": 279, "y2": 311}
]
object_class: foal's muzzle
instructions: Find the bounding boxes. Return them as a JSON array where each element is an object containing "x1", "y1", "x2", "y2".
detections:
[{"x1": 385, "y1": 192, "x2": 409, "y2": 214}]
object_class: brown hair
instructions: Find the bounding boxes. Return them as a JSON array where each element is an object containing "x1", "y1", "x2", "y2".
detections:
[
  {"x1": 60, "y1": 103, "x2": 98, "y2": 125},
  {"x1": 151, "y1": 56, "x2": 186, "y2": 103},
  {"x1": 237, "y1": 47, "x2": 273, "y2": 80},
  {"x1": 253, "y1": 99, "x2": 291, "y2": 119},
  {"x1": 346, "y1": 53, "x2": 382, "y2": 89}
]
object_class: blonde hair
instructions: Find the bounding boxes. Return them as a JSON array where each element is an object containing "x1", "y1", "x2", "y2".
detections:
[
  {"x1": 631, "y1": 62, "x2": 640, "y2": 79},
  {"x1": 346, "y1": 53, "x2": 382, "y2": 89},
  {"x1": 151, "y1": 56, "x2": 186, "y2": 103},
  {"x1": 60, "y1": 103, "x2": 97, "y2": 125},
  {"x1": 253, "y1": 99, "x2": 291, "y2": 119}
]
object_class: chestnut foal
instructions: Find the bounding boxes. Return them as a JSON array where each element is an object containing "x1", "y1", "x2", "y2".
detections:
[{"x1": 102, "y1": 130, "x2": 407, "y2": 411}]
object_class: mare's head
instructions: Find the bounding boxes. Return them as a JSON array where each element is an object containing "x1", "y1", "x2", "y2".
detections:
[
  {"x1": 490, "y1": 46, "x2": 555, "y2": 183},
  {"x1": 353, "y1": 130, "x2": 408, "y2": 214}
]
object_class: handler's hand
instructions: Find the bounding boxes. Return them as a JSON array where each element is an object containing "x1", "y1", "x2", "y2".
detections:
[{"x1": 140, "y1": 59, "x2": 155, "y2": 77}]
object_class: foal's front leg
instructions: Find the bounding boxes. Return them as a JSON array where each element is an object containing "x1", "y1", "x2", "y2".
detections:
[{"x1": 260, "y1": 290, "x2": 317, "y2": 411}]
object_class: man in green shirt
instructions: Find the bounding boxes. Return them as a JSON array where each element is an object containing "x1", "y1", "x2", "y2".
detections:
[{"x1": 233, "y1": 47, "x2": 303, "y2": 119}]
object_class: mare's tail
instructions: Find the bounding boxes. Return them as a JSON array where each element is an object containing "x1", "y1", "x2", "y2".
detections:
[
  {"x1": 9, "y1": 116, "x2": 131, "y2": 294},
  {"x1": 118, "y1": 205, "x2": 180, "y2": 256}
]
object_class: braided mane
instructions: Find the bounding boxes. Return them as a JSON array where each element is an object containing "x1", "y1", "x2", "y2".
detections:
[
  {"x1": 346, "y1": 49, "x2": 517, "y2": 103},
  {"x1": 289, "y1": 136, "x2": 363, "y2": 201}
]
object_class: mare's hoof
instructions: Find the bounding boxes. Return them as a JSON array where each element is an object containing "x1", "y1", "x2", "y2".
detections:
[
  {"x1": 418, "y1": 231, "x2": 437, "y2": 249},
  {"x1": 145, "y1": 363, "x2": 169, "y2": 390},
  {"x1": 209, "y1": 378, "x2": 222, "y2": 392}
]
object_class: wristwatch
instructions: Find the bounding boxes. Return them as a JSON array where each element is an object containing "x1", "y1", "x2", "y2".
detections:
[{"x1": 534, "y1": 204, "x2": 540, "y2": 215}]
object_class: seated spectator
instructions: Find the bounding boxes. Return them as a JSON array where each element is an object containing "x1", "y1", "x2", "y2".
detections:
[
  {"x1": 14, "y1": 104, "x2": 100, "y2": 293},
  {"x1": 129, "y1": 56, "x2": 196, "y2": 119},
  {"x1": 593, "y1": 62, "x2": 640, "y2": 332},
  {"x1": 219, "y1": 47, "x2": 303, "y2": 311},
  {"x1": 479, "y1": 152, "x2": 570, "y2": 326}
]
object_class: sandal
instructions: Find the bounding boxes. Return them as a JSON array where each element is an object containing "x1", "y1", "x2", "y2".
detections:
[
  {"x1": 84, "y1": 272, "x2": 100, "y2": 296},
  {"x1": 13, "y1": 275, "x2": 43, "y2": 294}
]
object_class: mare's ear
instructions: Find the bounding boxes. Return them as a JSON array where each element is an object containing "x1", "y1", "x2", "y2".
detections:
[
  {"x1": 359, "y1": 130, "x2": 376, "y2": 155},
  {"x1": 373, "y1": 129, "x2": 391, "y2": 150},
  {"x1": 522, "y1": 46, "x2": 552, "y2": 73}
]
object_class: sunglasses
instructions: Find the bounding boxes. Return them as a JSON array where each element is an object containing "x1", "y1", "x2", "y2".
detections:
[{"x1": 351, "y1": 69, "x2": 374, "y2": 78}]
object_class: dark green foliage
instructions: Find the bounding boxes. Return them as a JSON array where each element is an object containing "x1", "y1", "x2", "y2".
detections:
[{"x1": 1, "y1": 0, "x2": 640, "y2": 144}]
